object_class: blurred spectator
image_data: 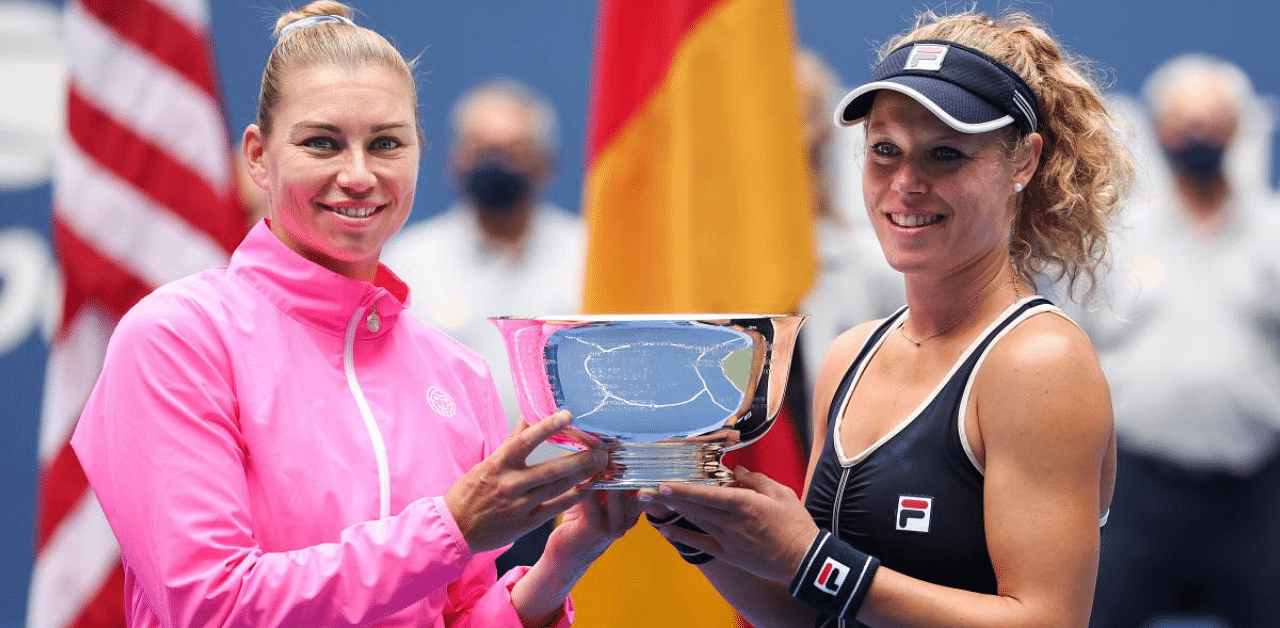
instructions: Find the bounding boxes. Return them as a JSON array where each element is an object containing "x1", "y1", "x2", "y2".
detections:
[
  {"x1": 384, "y1": 77, "x2": 583, "y2": 424},
  {"x1": 792, "y1": 48, "x2": 902, "y2": 439},
  {"x1": 382, "y1": 77, "x2": 584, "y2": 574},
  {"x1": 1076, "y1": 54, "x2": 1280, "y2": 628}
]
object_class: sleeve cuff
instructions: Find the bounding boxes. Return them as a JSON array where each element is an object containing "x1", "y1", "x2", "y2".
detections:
[
  {"x1": 499, "y1": 566, "x2": 576, "y2": 628},
  {"x1": 429, "y1": 495, "x2": 474, "y2": 566}
]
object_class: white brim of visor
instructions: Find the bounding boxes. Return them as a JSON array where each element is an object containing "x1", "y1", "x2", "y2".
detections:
[{"x1": 834, "y1": 81, "x2": 1015, "y2": 135}]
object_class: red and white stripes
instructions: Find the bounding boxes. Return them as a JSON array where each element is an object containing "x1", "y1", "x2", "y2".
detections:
[{"x1": 30, "y1": 0, "x2": 243, "y2": 625}]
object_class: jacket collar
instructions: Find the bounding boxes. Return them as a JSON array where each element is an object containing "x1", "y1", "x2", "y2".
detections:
[{"x1": 230, "y1": 220, "x2": 411, "y2": 339}]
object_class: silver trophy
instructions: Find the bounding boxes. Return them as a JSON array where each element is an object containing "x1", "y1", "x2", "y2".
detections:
[{"x1": 491, "y1": 314, "x2": 805, "y2": 489}]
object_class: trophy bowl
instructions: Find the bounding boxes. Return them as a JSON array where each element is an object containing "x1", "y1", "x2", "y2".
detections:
[{"x1": 490, "y1": 314, "x2": 806, "y2": 489}]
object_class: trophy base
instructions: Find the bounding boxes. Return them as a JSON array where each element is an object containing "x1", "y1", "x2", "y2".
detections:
[{"x1": 591, "y1": 441, "x2": 732, "y2": 490}]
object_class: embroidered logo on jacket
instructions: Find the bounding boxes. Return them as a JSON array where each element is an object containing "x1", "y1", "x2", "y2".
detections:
[
  {"x1": 896, "y1": 495, "x2": 933, "y2": 533},
  {"x1": 814, "y1": 557, "x2": 849, "y2": 594},
  {"x1": 426, "y1": 386, "x2": 457, "y2": 418}
]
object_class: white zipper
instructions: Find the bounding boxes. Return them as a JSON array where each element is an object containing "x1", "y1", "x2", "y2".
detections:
[
  {"x1": 344, "y1": 304, "x2": 391, "y2": 519},
  {"x1": 833, "y1": 466, "x2": 851, "y2": 628}
]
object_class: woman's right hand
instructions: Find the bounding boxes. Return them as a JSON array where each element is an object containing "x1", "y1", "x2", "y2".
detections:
[{"x1": 444, "y1": 411, "x2": 607, "y2": 554}]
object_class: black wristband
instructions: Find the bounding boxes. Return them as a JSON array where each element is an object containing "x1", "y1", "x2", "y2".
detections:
[
  {"x1": 645, "y1": 512, "x2": 716, "y2": 565},
  {"x1": 788, "y1": 530, "x2": 880, "y2": 621}
]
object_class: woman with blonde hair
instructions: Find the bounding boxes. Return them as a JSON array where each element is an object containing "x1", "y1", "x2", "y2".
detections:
[
  {"x1": 71, "y1": 3, "x2": 638, "y2": 626},
  {"x1": 643, "y1": 9, "x2": 1131, "y2": 628}
]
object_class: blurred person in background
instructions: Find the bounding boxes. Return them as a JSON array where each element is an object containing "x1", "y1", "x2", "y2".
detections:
[
  {"x1": 792, "y1": 47, "x2": 904, "y2": 444},
  {"x1": 383, "y1": 77, "x2": 584, "y2": 574},
  {"x1": 385, "y1": 77, "x2": 583, "y2": 422},
  {"x1": 1078, "y1": 53, "x2": 1280, "y2": 628}
]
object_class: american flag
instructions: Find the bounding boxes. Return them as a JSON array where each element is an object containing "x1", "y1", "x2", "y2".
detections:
[{"x1": 29, "y1": 0, "x2": 244, "y2": 625}]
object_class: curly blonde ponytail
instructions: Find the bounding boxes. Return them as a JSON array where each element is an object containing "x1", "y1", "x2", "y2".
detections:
[{"x1": 883, "y1": 10, "x2": 1134, "y2": 300}]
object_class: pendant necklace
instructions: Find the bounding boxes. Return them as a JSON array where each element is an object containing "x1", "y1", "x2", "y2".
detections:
[{"x1": 900, "y1": 277, "x2": 1021, "y2": 348}]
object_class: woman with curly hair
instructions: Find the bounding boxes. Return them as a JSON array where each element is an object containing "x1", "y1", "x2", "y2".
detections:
[{"x1": 642, "y1": 9, "x2": 1132, "y2": 628}]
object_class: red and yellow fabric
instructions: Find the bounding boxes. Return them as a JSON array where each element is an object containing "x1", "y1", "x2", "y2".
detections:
[{"x1": 574, "y1": 0, "x2": 815, "y2": 625}]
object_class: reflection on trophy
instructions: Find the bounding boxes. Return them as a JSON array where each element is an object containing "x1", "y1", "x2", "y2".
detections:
[{"x1": 491, "y1": 314, "x2": 805, "y2": 489}]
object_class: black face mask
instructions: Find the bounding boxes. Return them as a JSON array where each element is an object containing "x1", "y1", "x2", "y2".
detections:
[
  {"x1": 1165, "y1": 139, "x2": 1227, "y2": 183},
  {"x1": 463, "y1": 161, "x2": 530, "y2": 210}
]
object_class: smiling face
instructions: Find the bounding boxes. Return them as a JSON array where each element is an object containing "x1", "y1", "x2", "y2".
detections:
[
  {"x1": 243, "y1": 63, "x2": 419, "y2": 281},
  {"x1": 861, "y1": 91, "x2": 1034, "y2": 281}
]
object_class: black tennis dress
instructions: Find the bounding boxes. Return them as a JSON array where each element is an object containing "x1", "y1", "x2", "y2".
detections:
[{"x1": 804, "y1": 297, "x2": 1057, "y2": 628}]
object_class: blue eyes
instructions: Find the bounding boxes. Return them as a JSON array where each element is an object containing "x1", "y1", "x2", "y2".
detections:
[
  {"x1": 303, "y1": 137, "x2": 337, "y2": 151},
  {"x1": 301, "y1": 137, "x2": 402, "y2": 151},
  {"x1": 868, "y1": 142, "x2": 964, "y2": 162},
  {"x1": 870, "y1": 142, "x2": 898, "y2": 156}
]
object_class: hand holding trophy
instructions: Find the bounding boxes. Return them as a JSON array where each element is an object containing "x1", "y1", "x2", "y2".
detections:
[{"x1": 491, "y1": 314, "x2": 805, "y2": 489}]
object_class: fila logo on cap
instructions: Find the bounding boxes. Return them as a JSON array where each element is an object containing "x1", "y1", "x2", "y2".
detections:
[
  {"x1": 904, "y1": 43, "x2": 949, "y2": 71},
  {"x1": 814, "y1": 556, "x2": 849, "y2": 595},
  {"x1": 897, "y1": 495, "x2": 933, "y2": 533}
]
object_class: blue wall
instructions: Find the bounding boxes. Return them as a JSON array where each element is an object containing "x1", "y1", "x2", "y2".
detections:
[{"x1": 2, "y1": 1, "x2": 1277, "y2": 623}]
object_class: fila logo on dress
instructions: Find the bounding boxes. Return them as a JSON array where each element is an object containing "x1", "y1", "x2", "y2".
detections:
[{"x1": 897, "y1": 495, "x2": 933, "y2": 533}]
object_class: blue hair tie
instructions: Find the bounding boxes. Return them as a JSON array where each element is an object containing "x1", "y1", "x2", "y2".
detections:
[{"x1": 276, "y1": 14, "x2": 355, "y2": 42}]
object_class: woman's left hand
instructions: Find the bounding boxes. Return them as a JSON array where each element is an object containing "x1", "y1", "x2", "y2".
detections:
[
  {"x1": 510, "y1": 485, "x2": 642, "y2": 628},
  {"x1": 641, "y1": 466, "x2": 820, "y2": 583},
  {"x1": 541, "y1": 488, "x2": 643, "y2": 573}
]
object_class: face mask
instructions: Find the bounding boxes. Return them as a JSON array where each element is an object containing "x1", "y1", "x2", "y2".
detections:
[
  {"x1": 463, "y1": 161, "x2": 529, "y2": 210},
  {"x1": 1164, "y1": 139, "x2": 1226, "y2": 183}
]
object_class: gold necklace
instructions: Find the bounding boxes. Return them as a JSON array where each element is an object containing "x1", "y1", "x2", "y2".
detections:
[{"x1": 900, "y1": 277, "x2": 1022, "y2": 348}]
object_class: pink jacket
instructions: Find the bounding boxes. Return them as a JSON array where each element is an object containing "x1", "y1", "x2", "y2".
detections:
[{"x1": 71, "y1": 221, "x2": 573, "y2": 627}]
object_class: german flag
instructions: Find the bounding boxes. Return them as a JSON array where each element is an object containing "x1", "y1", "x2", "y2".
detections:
[{"x1": 572, "y1": 1, "x2": 815, "y2": 625}]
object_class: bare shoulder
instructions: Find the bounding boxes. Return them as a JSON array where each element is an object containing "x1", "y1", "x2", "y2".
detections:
[
  {"x1": 810, "y1": 319, "x2": 890, "y2": 416},
  {"x1": 975, "y1": 308, "x2": 1112, "y2": 451},
  {"x1": 986, "y1": 309, "x2": 1103, "y2": 385},
  {"x1": 814, "y1": 318, "x2": 886, "y2": 387}
]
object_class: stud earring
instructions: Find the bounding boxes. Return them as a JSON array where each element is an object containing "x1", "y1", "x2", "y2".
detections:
[{"x1": 1014, "y1": 182, "x2": 1024, "y2": 193}]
